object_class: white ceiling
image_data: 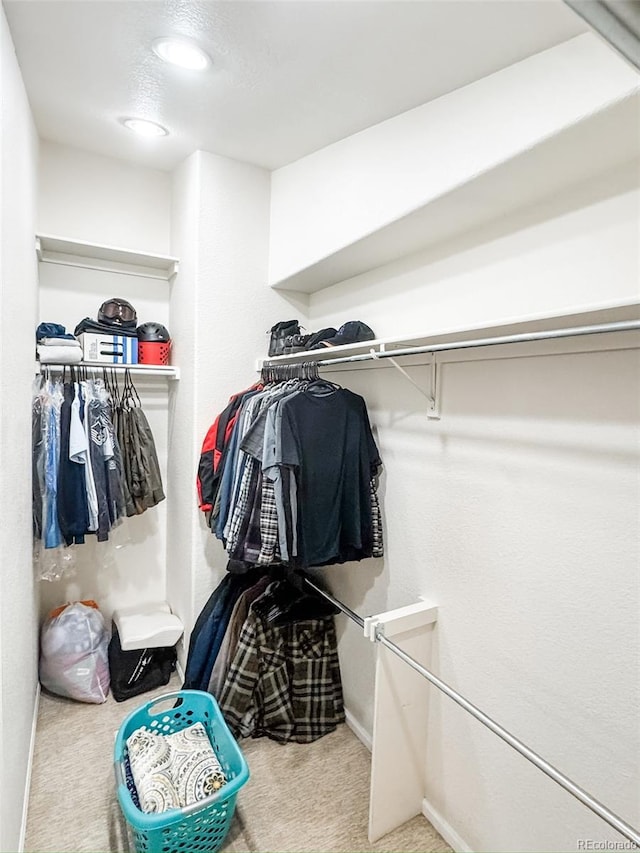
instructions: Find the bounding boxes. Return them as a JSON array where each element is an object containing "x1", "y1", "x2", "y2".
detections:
[{"x1": 4, "y1": 0, "x2": 587, "y2": 172}]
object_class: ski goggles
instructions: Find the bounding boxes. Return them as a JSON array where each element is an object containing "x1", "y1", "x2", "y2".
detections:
[{"x1": 99, "y1": 299, "x2": 137, "y2": 324}]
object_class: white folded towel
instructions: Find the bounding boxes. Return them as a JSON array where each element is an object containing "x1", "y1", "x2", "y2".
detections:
[
  {"x1": 37, "y1": 345, "x2": 82, "y2": 364},
  {"x1": 40, "y1": 337, "x2": 81, "y2": 348}
]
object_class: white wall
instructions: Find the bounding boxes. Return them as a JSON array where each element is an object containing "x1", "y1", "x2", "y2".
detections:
[
  {"x1": 7, "y1": 24, "x2": 637, "y2": 853},
  {"x1": 0, "y1": 7, "x2": 40, "y2": 850},
  {"x1": 35, "y1": 146, "x2": 173, "y2": 626},
  {"x1": 269, "y1": 33, "x2": 639, "y2": 288},
  {"x1": 168, "y1": 150, "x2": 305, "y2": 656},
  {"x1": 306, "y1": 164, "x2": 640, "y2": 852},
  {"x1": 38, "y1": 140, "x2": 171, "y2": 255},
  {"x1": 309, "y1": 161, "x2": 640, "y2": 340}
]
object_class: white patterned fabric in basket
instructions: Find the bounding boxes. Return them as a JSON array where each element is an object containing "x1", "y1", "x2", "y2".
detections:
[{"x1": 126, "y1": 722, "x2": 227, "y2": 814}]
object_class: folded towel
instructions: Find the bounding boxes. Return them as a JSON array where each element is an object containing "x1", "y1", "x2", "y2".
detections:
[
  {"x1": 37, "y1": 345, "x2": 82, "y2": 364},
  {"x1": 40, "y1": 337, "x2": 80, "y2": 348},
  {"x1": 126, "y1": 722, "x2": 227, "y2": 814}
]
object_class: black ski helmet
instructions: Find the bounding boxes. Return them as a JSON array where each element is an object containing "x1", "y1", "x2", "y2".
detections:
[
  {"x1": 98, "y1": 297, "x2": 137, "y2": 329},
  {"x1": 137, "y1": 321, "x2": 171, "y2": 343}
]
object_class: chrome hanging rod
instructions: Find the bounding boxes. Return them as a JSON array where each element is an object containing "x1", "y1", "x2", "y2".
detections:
[
  {"x1": 264, "y1": 320, "x2": 640, "y2": 368},
  {"x1": 36, "y1": 362, "x2": 180, "y2": 380},
  {"x1": 302, "y1": 576, "x2": 640, "y2": 848}
]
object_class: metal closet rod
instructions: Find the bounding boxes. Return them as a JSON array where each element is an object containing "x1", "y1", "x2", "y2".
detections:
[
  {"x1": 265, "y1": 320, "x2": 640, "y2": 368},
  {"x1": 302, "y1": 576, "x2": 640, "y2": 848}
]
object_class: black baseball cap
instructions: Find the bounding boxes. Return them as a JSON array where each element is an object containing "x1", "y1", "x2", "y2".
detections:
[
  {"x1": 310, "y1": 321, "x2": 375, "y2": 348},
  {"x1": 304, "y1": 328, "x2": 337, "y2": 349}
]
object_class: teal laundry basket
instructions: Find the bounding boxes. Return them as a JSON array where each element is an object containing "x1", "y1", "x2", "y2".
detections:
[{"x1": 114, "y1": 690, "x2": 249, "y2": 853}]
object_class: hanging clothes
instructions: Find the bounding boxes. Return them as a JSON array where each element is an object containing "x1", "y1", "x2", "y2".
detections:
[
  {"x1": 57, "y1": 382, "x2": 89, "y2": 545},
  {"x1": 42, "y1": 379, "x2": 64, "y2": 549},
  {"x1": 86, "y1": 382, "x2": 124, "y2": 541},
  {"x1": 112, "y1": 371, "x2": 165, "y2": 517},
  {"x1": 218, "y1": 579, "x2": 344, "y2": 744},
  {"x1": 32, "y1": 369, "x2": 165, "y2": 580},
  {"x1": 32, "y1": 384, "x2": 45, "y2": 542},
  {"x1": 197, "y1": 368, "x2": 383, "y2": 571},
  {"x1": 207, "y1": 575, "x2": 270, "y2": 697},
  {"x1": 182, "y1": 573, "x2": 256, "y2": 693},
  {"x1": 197, "y1": 384, "x2": 260, "y2": 514},
  {"x1": 265, "y1": 383, "x2": 381, "y2": 567},
  {"x1": 184, "y1": 572, "x2": 344, "y2": 744}
]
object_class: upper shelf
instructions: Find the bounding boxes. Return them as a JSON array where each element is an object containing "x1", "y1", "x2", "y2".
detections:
[
  {"x1": 35, "y1": 234, "x2": 179, "y2": 281},
  {"x1": 269, "y1": 95, "x2": 640, "y2": 293},
  {"x1": 257, "y1": 301, "x2": 640, "y2": 368}
]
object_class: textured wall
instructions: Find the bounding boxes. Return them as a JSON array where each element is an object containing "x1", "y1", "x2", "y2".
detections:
[
  {"x1": 309, "y1": 162, "x2": 640, "y2": 340},
  {"x1": 269, "y1": 34, "x2": 639, "y2": 287},
  {"x1": 38, "y1": 141, "x2": 171, "y2": 255},
  {"x1": 0, "y1": 7, "x2": 40, "y2": 850},
  {"x1": 34, "y1": 308, "x2": 170, "y2": 628},
  {"x1": 166, "y1": 152, "x2": 201, "y2": 659},
  {"x1": 168, "y1": 150, "x2": 305, "y2": 653},
  {"x1": 306, "y1": 169, "x2": 640, "y2": 851},
  {"x1": 34, "y1": 147, "x2": 173, "y2": 626}
]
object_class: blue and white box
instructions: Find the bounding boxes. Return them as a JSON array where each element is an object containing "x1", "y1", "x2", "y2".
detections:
[{"x1": 78, "y1": 333, "x2": 138, "y2": 364}]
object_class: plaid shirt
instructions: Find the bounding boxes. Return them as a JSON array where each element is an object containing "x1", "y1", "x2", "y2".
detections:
[
  {"x1": 237, "y1": 470, "x2": 264, "y2": 563},
  {"x1": 256, "y1": 477, "x2": 280, "y2": 565},
  {"x1": 226, "y1": 458, "x2": 256, "y2": 554},
  {"x1": 370, "y1": 478, "x2": 383, "y2": 558},
  {"x1": 219, "y1": 585, "x2": 344, "y2": 743},
  {"x1": 227, "y1": 389, "x2": 282, "y2": 565}
]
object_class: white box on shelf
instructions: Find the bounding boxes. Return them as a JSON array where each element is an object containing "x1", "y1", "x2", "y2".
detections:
[{"x1": 78, "y1": 333, "x2": 138, "y2": 364}]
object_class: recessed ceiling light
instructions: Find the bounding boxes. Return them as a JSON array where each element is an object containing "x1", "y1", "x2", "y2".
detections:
[
  {"x1": 152, "y1": 37, "x2": 211, "y2": 71},
  {"x1": 121, "y1": 117, "x2": 169, "y2": 138}
]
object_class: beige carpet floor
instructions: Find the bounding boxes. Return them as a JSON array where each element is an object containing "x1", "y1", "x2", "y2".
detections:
[{"x1": 26, "y1": 677, "x2": 451, "y2": 853}]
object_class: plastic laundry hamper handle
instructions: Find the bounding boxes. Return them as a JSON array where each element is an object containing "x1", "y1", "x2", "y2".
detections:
[{"x1": 144, "y1": 691, "x2": 186, "y2": 714}]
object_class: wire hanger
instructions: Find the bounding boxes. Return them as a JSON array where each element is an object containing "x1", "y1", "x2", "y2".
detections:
[
  {"x1": 261, "y1": 360, "x2": 321, "y2": 384},
  {"x1": 123, "y1": 368, "x2": 141, "y2": 409}
]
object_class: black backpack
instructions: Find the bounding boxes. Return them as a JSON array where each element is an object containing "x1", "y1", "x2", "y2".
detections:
[
  {"x1": 108, "y1": 623, "x2": 176, "y2": 702},
  {"x1": 268, "y1": 320, "x2": 300, "y2": 357}
]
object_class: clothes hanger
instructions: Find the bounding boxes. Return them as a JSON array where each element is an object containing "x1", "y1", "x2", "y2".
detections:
[
  {"x1": 124, "y1": 368, "x2": 142, "y2": 409},
  {"x1": 305, "y1": 376, "x2": 341, "y2": 394},
  {"x1": 264, "y1": 572, "x2": 340, "y2": 625}
]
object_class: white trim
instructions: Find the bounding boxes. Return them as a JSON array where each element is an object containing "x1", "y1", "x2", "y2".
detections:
[
  {"x1": 422, "y1": 797, "x2": 473, "y2": 853},
  {"x1": 19, "y1": 683, "x2": 40, "y2": 853},
  {"x1": 344, "y1": 707, "x2": 372, "y2": 752}
]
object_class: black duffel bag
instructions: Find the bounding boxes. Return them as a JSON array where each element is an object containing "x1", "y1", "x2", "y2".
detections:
[
  {"x1": 108, "y1": 623, "x2": 176, "y2": 702},
  {"x1": 268, "y1": 319, "x2": 301, "y2": 357}
]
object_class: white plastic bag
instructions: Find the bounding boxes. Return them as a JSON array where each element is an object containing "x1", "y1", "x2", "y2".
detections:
[{"x1": 39, "y1": 601, "x2": 110, "y2": 703}]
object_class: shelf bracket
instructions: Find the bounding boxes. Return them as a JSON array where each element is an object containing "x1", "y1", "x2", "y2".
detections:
[{"x1": 371, "y1": 349, "x2": 440, "y2": 419}]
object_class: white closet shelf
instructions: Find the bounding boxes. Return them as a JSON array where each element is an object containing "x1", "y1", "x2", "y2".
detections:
[
  {"x1": 257, "y1": 301, "x2": 640, "y2": 369},
  {"x1": 269, "y1": 96, "x2": 639, "y2": 293},
  {"x1": 35, "y1": 234, "x2": 179, "y2": 281},
  {"x1": 37, "y1": 361, "x2": 180, "y2": 380}
]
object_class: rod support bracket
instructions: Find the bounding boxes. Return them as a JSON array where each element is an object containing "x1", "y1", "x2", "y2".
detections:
[
  {"x1": 364, "y1": 598, "x2": 439, "y2": 643},
  {"x1": 382, "y1": 354, "x2": 440, "y2": 420},
  {"x1": 427, "y1": 355, "x2": 440, "y2": 420}
]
